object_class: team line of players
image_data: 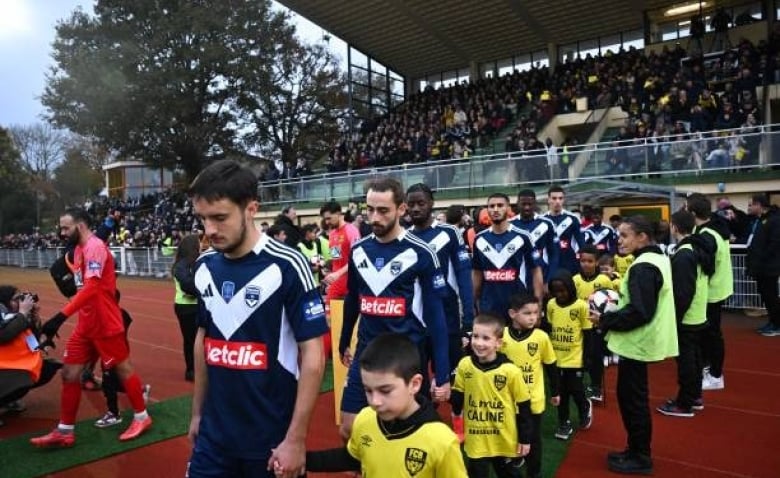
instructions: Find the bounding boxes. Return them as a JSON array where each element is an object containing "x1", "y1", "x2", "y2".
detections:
[{"x1": 183, "y1": 160, "x2": 731, "y2": 477}]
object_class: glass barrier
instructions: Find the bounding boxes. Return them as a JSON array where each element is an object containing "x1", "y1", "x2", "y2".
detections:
[{"x1": 258, "y1": 124, "x2": 778, "y2": 205}]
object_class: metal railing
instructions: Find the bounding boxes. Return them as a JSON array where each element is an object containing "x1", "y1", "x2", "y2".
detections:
[
  {"x1": 257, "y1": 123, "x2": 778, "y2": 205},
  {"x1": 0, "y1": 246, "x2": 771, "y2": 311},
  {"x1": 0, "y1": 247, "x2": 174, "y2": 278}
]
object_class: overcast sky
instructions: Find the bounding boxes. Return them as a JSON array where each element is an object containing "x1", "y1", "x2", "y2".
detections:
[{"x1": 0, "y1": 0, "x2": 345, "y2": 127}]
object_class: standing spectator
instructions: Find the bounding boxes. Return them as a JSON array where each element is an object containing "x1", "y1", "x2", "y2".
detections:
[
  {"x1": 187, "y1": 160, "x2": 328, "y2": 478},
  {"x1": 589, "y1": 216, "x2": 678, "y2": 475},
  {"x1": 545, "y1": 138, "x2": 559, "y2": 180},
  {"x1": 746, "y1": 194, "x2": 780, "y2": 336},
  {"x1": 172, "y1": 234, "x2": 201, "y2": 382},
  {"x1": 32, "y1": 208, "x2": 152, "y2": 447},
  {"x1": 273, "y1": 206, "x2": 303, "y2": 248}
]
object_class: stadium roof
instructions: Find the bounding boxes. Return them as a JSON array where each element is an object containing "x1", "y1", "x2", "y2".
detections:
[{"x1": 279, "y1": 0, "x2": 684, "y2": 79}]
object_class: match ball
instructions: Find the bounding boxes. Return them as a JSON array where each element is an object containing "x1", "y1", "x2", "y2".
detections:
[{"x1": 589, "y1": 288, "x2": 620, "y2": 314}]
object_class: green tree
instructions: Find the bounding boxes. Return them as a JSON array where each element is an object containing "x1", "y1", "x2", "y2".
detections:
[
  {"x1": 0, "y1": 127, "x2": 36, "y2": 234},
  {"x1": 53, "y1": 140, "x2": 106, "y2": 207},
  {"x1": 237, "y1": 40, "x2": 347, "y2": 165},
  {"x1": 42, "y1": 0, "x2": 346, "y2": 182}
]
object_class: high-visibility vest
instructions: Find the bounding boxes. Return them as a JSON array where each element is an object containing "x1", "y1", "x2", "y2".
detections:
[{"x1": 0, "y1": 328, "x2": 43, "y2": 383}]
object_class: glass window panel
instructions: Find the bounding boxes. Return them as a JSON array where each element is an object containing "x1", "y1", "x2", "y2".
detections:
[
  {"x1": 497, "y1": 58, "x2": 513, "y2": 76},
  {"x1": 352, "y1": 82, "x2": 369, "y2": 102},
  {"x1": 515, "y1": 62, "x2": 532, "y2": 72},
  {"x1": 350, "y1": 47, "x2": 368, "y2": 69},
  {"x1": 457, "y1": 73, "x2": 470, "y2": 84},
  {"x1": 534, "y1": 58, "x2": 550, "y2": 68},
  {"x1": 370, "y1": 60, "x2": 387, "y2": 77},
  {"x1": 350, "y1": 65, "x2": 369, "y2": 85},
  {"x1": 560, "y1": 43, "x2": 577, "y2": 62},
  {"x1": 660, "y1": 22, "x2": 678, "y2": 41},
  {"x1": 515, "y1": 53, "x2": 531, "y2": 65},
  {"x1": 623, "y1": 37, "x2": 645, "y2": 50},
  {"x1": 390, "y1": 76, "x2": 404, "y2": 96},
  {"x1": 579, "y1": 38, "x2": 599, "y2": 58},
  {"x1": 371, "y1": 72, "x2": 389, "y2": 92},
  {"x1": 600, "y1": 34, "x2": 621, "y2": 55}
]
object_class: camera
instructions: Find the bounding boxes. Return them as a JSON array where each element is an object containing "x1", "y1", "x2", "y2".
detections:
[{"x1": 15, "y1": 292, "x2": 39, "y2": 303}]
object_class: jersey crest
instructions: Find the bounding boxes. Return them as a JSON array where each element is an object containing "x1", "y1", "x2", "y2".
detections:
[
  {"x1": 404, "y1": 447, "x2": 428, "y2": 476},
  {"x1": 197, "y1": 264, "x2": 283, "y2": 339},
  {"x1": 494, "y1": 374, "x2": 507, "y2": 391},
  {"x1": 352, "y1": 246, "x2": 417, "y2": 295},
  {"x1": 475, "y1": 235, "x2": 526, "y2": 269},
  {"x1": 527, "y1": 342, "x2": 538, "y2": 356}
]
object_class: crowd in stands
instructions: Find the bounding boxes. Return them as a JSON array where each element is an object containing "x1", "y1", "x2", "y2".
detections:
[
  {"x1": 0, "y1": 191, "x2": 200, "y2": 252},
  {"x1": 309, "y1": 33, "x2": 777, "y2": 181}
]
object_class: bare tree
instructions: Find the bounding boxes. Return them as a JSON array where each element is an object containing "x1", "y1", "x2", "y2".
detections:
[{"x1": 9, "y1": 123, "x2": 69, "y2": 180}]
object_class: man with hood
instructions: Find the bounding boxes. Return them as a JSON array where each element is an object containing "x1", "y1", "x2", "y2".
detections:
[{"x1": 273, "y1": 206, "x2": 303, "y2": 248}]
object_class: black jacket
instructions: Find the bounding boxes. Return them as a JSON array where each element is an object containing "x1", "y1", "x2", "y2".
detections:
[
  {"x1": 273, "y1": 214, "x2": 302, "y2": 248},
  {"x1": 746, "y1": 206, "x2": 780, "y2": 277}
]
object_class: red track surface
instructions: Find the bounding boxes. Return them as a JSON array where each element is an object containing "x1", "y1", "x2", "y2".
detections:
[{"x1": 1, "y1": 267, "x2": 777, "y2": 477}]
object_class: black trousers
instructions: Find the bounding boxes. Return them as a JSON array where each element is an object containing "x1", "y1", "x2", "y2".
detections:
[
  {"x1": 101, "y1": 369, "x2": 126, "y2": 415},
  {"x1": 175, "y1": 303, "x2": 199, "y2": 373},
  {"x1": 702, "y1": 300, "x2": 725, "y2": 377},
  {"x1": 467, "y1": 456, "x2": 521, "y2": 478},
  {"x1": 557, "y1": 368, "x2": 588, "y2": 424},
  {"x1": 587, "y1": 330, "x2": 607, "y2": 389},
  {"x1": 525, "y1": 413, "x2": 543, "y2": 477},
  {"x1": 616, "y1": 357, "x2": 651, "y2": 456},
  {"x1": 675, "y1": 327, "x2": 704, "y2": 408},
  {"x1": 755, "y1": 275, "x2": 780, "y2": 327}
]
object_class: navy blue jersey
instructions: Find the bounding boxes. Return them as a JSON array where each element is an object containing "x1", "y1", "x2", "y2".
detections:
[
  {"x1": 544, "y1": 211, "x2": 584, "y2": 274},
  {"x1": 511, "y1": 215, "x2": 560, "y2": 283},
  {"x1": 472, "y1": 226, "x2": 538, "y2": 320},
  {"x1": 194, "y1": 235, "x2": 328, "y2": 460},
  {"x1": 342, "y1": 230, "x2": 450, "y2": 384},
  {"x1": 583, "y1": 223, "x2": 618, "y2": 255},
  {"x1": 409, "y1": 223, "x2": 475, "y2": 334}
]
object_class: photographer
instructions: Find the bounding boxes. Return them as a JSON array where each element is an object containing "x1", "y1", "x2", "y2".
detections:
[{"x1": 0, "y1": 286, "x2": 62, "y2": 425}]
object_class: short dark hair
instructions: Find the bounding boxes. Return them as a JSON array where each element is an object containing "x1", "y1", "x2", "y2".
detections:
[
  {"x1": 517, "y1": 188, "x2": 536, "y2": 200},
  {"x1": 188, "y1": 160, "x2": 257, "y2": 206},
  {"x1": 405, "y1": 183, "x2": 434, "y2": 201},
  {"x1": 267, "y1": 224, "x2": 285, "y2": 239},
  {"x1": 598, "y1": 253, "x2": 615, "y2": 266},
  {"x1": 609, "y1": 214, "x2": 622, "y2": 222},
  {"x1": 671, "y1": 210, "x2": 695, "y2": 235},
  {"x1": 302, "y1": 223, "x2": 318, "y2": 234},
  {"x1": 445, "y1": 205, "x2": 464, "y2": 225},
  {"x1": 686, "y1": 193, "x2": 712, "y2": 220},
  {"x1": 62, "y1": 207, "x2": 93, "y2": 227},
  {"x1": 364, "y1": 176, "x2": 404, "y2": 206},
  {"x1": 359, "y1": 333, "x2": 421, "y2": 382},
  {"x1": 473, "y1": 314, "x2": 505, "y2": 338},
  {"x1": 508, "y1": 293, "x2": 539, "y2": 311},
  {"x1": 579, "y1": 244, "x2": 600, "y2": 258},
  {"x1": 487, "y1": 192, "x2": 510, "y2": 204},
  {"x1": 319, "y1": 200, "x2": 342, "y2": 215},
  {"x1": 751, "y1": 193, "x2": 770, "y2": 209},
  {"x1": 622, "y1": 215, "x2": 655, "y2": 239},
  {"x1": 548, "y1": 185, "x2": 565, "y2": 196}
]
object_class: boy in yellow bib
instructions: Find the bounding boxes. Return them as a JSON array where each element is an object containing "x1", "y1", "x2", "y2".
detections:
[
  {"x1": 452, "y1": 314, "x2": 532, "y2": 478},
  {"x1": 501, "y1": 293, "x2": 559, "y2": 478},
  {"x1": 304, "y1": 333, "x2": 467, "y2": 477}
]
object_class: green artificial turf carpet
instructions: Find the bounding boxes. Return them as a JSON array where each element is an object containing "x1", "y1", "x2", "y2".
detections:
[{"x1": 0, "y1": 362, "x2": 335, "y2": 478}]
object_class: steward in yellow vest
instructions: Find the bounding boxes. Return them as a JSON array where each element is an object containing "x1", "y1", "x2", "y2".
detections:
[
  {"x1": 658, "y1": 210, "x2": 715, "y2": 418},
  {"x1": 588, "y1": 215, "x2": 677, "y2": 475}
]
